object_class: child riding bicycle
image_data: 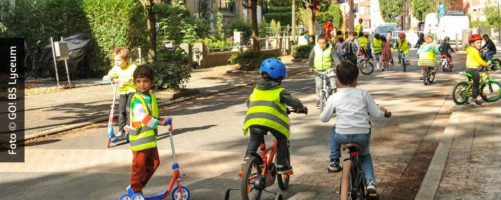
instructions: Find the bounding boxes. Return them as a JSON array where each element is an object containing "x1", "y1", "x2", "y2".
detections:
[
  {"x1": 439, "y1": 37, "x2": 455, "y2": 69},
  {"x1": 418, "y1": 36, "x2": 440, "y2": 80},
  {"x1": 320, "y1": 61, "x2": 391, "y2": 195},
  {"x1": 243, "y1": 58, "x2": 308, "y2": 174},
  {"x1": 341, "y1": 31, "x2": 360, "y2": 65},
  {"x1": 466, "y1": 34, "x2": 489, "y2": 106},
  {"x1": 395, "y1": 33, "x2": 411, "y2": 65},
  {"x1": 482, "y1": 34, "x2": 497, "y2": 63},
  {"x1": 309, "y1": 34, "x2": 341, "y2": 108}
]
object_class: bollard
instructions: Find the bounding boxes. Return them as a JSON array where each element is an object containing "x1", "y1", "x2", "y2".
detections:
[{"x1": 456, "y1": 33, "x2": 459, "y2": 51}]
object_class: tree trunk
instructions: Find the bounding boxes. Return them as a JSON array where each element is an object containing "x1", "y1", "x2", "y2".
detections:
[
  {"x1": 142, "y1": 0, "x2": 156, "y2": 63},
  {"x1": 251, "y1": 0, "x2": 260, "y2": 52},
  {"x1": 309, "y1": 4, "x2": 315, "y2": 44}
]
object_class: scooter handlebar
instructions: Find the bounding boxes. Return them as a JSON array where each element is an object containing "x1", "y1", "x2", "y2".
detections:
[{"x1": 164, "y1": 117, "x2": 173, "y2": 131}]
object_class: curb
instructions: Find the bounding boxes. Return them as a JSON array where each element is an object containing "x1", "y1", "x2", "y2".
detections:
[
  {"x1": 414, "y1": 104, "x2": 464, "y2": 200},
  {"x1": 23, "y1": 68, "x2": 309, "y2": 141}
]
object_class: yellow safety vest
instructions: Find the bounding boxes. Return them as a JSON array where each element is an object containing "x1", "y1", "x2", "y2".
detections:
[
  {"x1": 355, "y1": 24, "x2": 362, "y2": 35},
  {"x1": 243, "y1": 88, "x2": 290, "y2": 138},
  {"x1": 397, "y1": 39, "x2": 410, "y2": 54},
  {"x1": 358, "y1": 37, "x2": 368, "y2": 49},
  {"x1": 107, "y1": 63, "x2": 138, "y2": 94},
  {"x1": 418, "y1": 44, "x2": 438, "y2": 66},
  {"x1": 373, "y1": 39, "x2": 382, "y2": 54},
  {"x1": 313, "y1": 45, "x2": 333, "y2": 71},
  {"x1": 129, "y1": 92, "x2": 159, "y2": 152}
]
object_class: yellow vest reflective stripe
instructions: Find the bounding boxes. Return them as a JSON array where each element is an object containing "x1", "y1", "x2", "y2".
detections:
[
  {"x1": 313, "y1": 45, "x2": 333, "y2": 71},
  {"x1": 243, "y1": 88, "x2": 290, "y2": 138},
  {"x1": 129, "y1": 92, "x2": 159, "y2": 151},
  {"x1": 398, "y1": 39, "x2": 410, "y2": 54},
  {"x1": 358, "y1": 37, "x2": 368, "y2": 49},
  {"x1": 373, "y1": 39, "x2": 382, "y2": 54}
]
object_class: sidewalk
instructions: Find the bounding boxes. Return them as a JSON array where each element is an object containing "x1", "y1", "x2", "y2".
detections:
[
  {"x1": 434, "y1": 100, "x2": 501, "y2": 200},
  {"x1": 22, "y1": 57, "x2": 309, "y2": 139}
]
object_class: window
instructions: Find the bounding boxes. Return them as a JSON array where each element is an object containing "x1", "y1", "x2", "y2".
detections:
[
  {"x1": 367, "y1": 6, "x2": 371, "y2": 14},
  {"x1": 218, "y1": 0, "x2": 236, "y2": 13},
  {"x1": 360, "y1": 6, "x2": 364, "y2": 14}
]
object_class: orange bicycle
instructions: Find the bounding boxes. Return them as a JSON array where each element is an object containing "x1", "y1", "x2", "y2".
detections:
[{"x1": 224, "y1": 108, "x2": 307, "y2": 200}]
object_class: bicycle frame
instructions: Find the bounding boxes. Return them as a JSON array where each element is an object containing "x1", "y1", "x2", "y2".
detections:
[
  {"x1": 460, "y1": 70, "x2": 494, "y2": 96},
  {"x1": 259, "y1": 139, "x2": 278, "y2": 176}
]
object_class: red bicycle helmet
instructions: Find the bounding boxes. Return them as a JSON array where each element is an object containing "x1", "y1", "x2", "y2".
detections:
[
  {"x1": 469, "y1": 34, "x2": 482, "y2": 43},
  {"x1": 399, "y1": 33, "x2": 406, "y2": 38}
]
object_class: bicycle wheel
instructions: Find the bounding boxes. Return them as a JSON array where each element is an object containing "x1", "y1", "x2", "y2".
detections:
[
  {"x1": 423, "y1": 67, "x2": 430, "y2": 85},
  {"x1": 452, "y1": 82, "x2": 470, "y2": 105},
  {"x1": 479, "y1": 66, "x2": 485, "y2": 72},
  {"x1": 241, "y1": 156, "x2": 263, "y2": 200},
  {"x1": 359, "y1": 61, "x2": 374, "y2": 75},
  {"x1": 480, "y1": 81, "x2": 501, "y2": 102},
  {"x1": 277, "y1": 149, "x2": 290, "y2": 190},
  {"x1": 320, "y1": 91, "x2": 326, "y2": 112},
  {"x1": 428, "y1": 67, "x2": 436, "y2": 84},
  {"x1": 340, "y1": 160, "x2": 353, "y2": 200}
]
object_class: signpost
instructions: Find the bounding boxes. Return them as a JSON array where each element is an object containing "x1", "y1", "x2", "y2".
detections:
[
  {"x1": 439, "y1": 3, "x2": 445, "y2": 18},
  {"x1": 340, "y1": 3, "x2": 350, "y2": 39}
]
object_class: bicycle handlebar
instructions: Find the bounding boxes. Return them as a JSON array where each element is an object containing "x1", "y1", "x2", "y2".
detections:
[
  {"x1": 286, "y1": 107, "x2": 308, "y2": 115},
  {"x1": 102, "y1": 77, "x2": 132, "y2": 84}
]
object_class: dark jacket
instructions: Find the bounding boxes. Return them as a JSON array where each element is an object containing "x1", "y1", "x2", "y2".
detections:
[
  {"x1": 439, "y1": 43, "x2": 455, "y2": 53},
  {"x1": 482, "y1": 39, "x2": 497, "y2": 51},
  {"x1": 246, "y1": 79, "x2": 303, "y2": 109}
]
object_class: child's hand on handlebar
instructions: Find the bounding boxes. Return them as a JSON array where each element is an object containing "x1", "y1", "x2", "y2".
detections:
[
  {"x1": 296, "y1": 106, "x2": 308, "y2": 113},
  {"x1": 384, "y1": 111, "x2": 392, "y2": 118}
]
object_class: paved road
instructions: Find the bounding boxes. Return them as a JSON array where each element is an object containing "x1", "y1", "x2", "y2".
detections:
[{"x1": 1, "y1": 51, "x2": 500, "y2": 200}]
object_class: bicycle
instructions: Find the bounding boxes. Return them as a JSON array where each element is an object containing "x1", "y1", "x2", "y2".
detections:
[
  {"x1": 398, "y1": 51, "x2": 408, "y2": 72},
  {"x1": 440, "y1": 55, "x2": 452, "y2": 72},
  {"x1": 452, "y1": 64, "x2": 501, "y2": 104},
  {"x1": 315, "y1": 69, "x2": 336, "y2": 112},
  {"x1": 423, "y1": 65, "x2": 436, "y2": 85},
  {"x1": 357, "y1": 50, "x2": 374, "y2": 75},
  {"x1": 339, "y1": 110, "x2": 391, "y2": 200},
  {"x1": 224, "y1": 108, "x2": 307, "y2": 200},
  {"x1": 479, "y1": 49, "x2": 501, "y2": 72}
]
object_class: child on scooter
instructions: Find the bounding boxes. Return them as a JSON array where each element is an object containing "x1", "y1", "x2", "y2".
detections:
[
  {"x1": 127, "y1": 64, "x2": 171, "y2": 194},
  {"x1": 320, "y1": 61, "x2": 391, "y2": 195},
  {"x1": 243, "y1": 58, "x2": 307, "y2": 174},
  {"x1": 103, "y1": 47, "x2": 138, "y2": 137}
]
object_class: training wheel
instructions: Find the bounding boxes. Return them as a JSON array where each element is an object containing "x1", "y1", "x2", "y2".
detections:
[
  {"x1": 131, "y1": 193, "x2": 145, "y2": 200},
  {"x1": 275, "y1": 193, "x2": 283, "y2": 200},
  {"x1": 118, "y1": 194, "x2": 131, "y2": 200},
  {"x1": 172, "y1": 186, "x2": 190, "y2": 200},
  {"x1": 106, "y1": 137, "x2": 111, "y2": 148}
]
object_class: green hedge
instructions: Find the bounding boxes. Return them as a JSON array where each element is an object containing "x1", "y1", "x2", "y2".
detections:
[
  {"x1": 264, "y1": 13, "x2": 292, "y2": 27},
  {"x1": 228, "y1": 51, "x2": 280, "y2": 71},
  {"x1": 268, "y1": 6, "x2": 292, "y2": 13},
  {"x1": 153, "y1": 61, "x2": 191, "y2": 90},
  {"x1": 230, "y1": 19, "x2": 253, "y2": 37},
  {"x1": 292, "y1": 44, "x2": 314, "y2": 59}
]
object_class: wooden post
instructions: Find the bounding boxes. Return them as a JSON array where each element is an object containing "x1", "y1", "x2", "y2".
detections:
[
  {"x1": 61, "y1": 36, "x2": 71, "y2": 85},
  {"x1": 292, "y1": 1, "x2": 296, "y2": 44},
  {"x1": 456, "y1": 33, "x2": 459, "y2": 51},
  {"x1": 50, "y1": 37, "x2": 60, "y2": 86}
]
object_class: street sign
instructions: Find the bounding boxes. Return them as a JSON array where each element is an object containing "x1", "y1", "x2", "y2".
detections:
[
  {"x1": 340, "y1": 3, "x2": 350, "y2": 15},
  {"x1": 439, "y1": 4, "x2": 445, "y2": 18},
  {"x1": 337, "y1": 0, "x2": 346, "y2": 3}
]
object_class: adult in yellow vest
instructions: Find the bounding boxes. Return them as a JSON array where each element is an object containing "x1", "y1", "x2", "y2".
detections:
[
  {"x1": 373, "y1": 34, "x2": 383, "y2": 70},
  {"x1": 308, "y1": 34, "x2": 341, "y2": 108},
  {"x1": 243, "y1": 58, "x2": 307, "y2": 174},
  {"x1": 395, "y1": 32, "x2": 411, "y2": 65},
  {"x1": 355, "y1": 18, "x2": 363, "y2": 37}
]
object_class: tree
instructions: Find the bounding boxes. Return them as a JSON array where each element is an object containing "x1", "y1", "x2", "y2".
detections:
[
  {"x1": 483, "y1": 0, "x2": 500, "y2": 27},
  {"x1": 231, "y1": 0, "x2": 261, "y2": 52},
  {"x1": 316, "y1": 4, "x2": 343, "y2": 29},
  {"x1": 425, "y1": 0, "x2": 454, "y2": 13},
  {"x1": 139, "y1": 0, "x2": 156, "y2": 63},
  {"x1": 379, "y1": 0, "x2": 403, "y2": 23},
  {"x1": 297, "y1": 0, "x2": 331, "y2": 44},
  {"x1": 409, "y1": 0, "x2": 429, "y2": 21}
]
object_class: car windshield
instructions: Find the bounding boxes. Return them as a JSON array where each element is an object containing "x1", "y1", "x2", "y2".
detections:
[{"x1": 376, "y1": 26, "x2": 396, "y2": 33}]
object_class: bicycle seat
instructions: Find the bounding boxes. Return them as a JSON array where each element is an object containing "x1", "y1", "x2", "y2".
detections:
[
  {"x1": 342, "y1": 143, "x2": 363, "y2": 151},
  {"x1": 441, "y1": 56, "x2": 447, "y2": 58}
]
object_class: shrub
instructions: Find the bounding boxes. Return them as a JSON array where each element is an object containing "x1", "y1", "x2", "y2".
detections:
[
  {"x1": 199, "y1": 37, "x2": 235, "y2": 53},
  {"x1": 268, "y1": 6, "x2": 292, "y2": 13},
  {"x1": 228, "y1": 51, "x2": 280, "y2": 71},
  {"x1": 292, "y1": 44, "x2": 314, "y2": 59},
  {"x1": 264, "y1": 13, "x2": 291, "y2": 30},
  {"x1": 153, "y1": 61, "x2": 191, "y2": 90},
  {"x1": 230, "y1": 19, "x2": 253, "y2": 37}
]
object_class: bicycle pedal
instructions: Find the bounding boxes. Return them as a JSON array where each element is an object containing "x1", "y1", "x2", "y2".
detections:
[
  {"x1": 238, "y1": 170, "x2": 243, "y2": 178},
  {"x1": 367, "y1": 193, "x2": 379, "y2": 200},
  {"x1": 285, "y1": 171, "x2": 294, "y2": 176}
]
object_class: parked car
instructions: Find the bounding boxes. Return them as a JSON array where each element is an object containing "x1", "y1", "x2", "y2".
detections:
[{"x1": 374, "y1": 23, "x2": 397, "y2": 38}]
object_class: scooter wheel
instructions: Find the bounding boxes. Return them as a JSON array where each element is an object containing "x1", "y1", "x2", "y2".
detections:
[
  {"x1": 106, "y1": 137, "x2": 111, "y2": 148},
  {"x1": 118, "y1": 194, "x2": 131, "y2": 200},
  {"x1": 172, "y1": 186, "x2": 190, "y2": 200},
  {"x1": 131, "y1": 193, "x2": 145, "y2": 200}
]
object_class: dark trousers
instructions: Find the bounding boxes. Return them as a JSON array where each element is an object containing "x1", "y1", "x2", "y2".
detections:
[
  {"x1": 466, "y1": 68, "x2": 480, "y2": 99},
  {"x1": 119, "y1": 93, "x2": 134, "y2": 133},
  {"x1": 245, "y1": 126, "x2": 289, "y2": 166}
]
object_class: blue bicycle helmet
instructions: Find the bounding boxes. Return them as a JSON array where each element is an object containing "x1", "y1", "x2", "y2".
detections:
[{"x1": 259, "y1": 58, "x2": 287, "y2": 80}]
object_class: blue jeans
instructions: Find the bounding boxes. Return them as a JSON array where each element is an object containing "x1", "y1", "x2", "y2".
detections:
[
  {"x1": 330, "y1": 126, "x2": 375, "y2": 183},
  {"x1": 484, "y1": 50, "x2": 496, "y2": 61}
]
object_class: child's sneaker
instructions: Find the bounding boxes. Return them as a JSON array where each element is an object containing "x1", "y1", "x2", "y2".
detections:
[
  {"x1": 419, "y1": 76, "x2": 423, "y2": 80},
  {"x1": 327, "y1": 159, "x2": 341, "y2": 173},
  {"x1": 468, "y1": 99, "x2": 482, "y2": 106},
  {"x1": 277, "y1": 165, "x2": 292, "y2": 174},
  {"x1": 366, "y1": 180, "x2": 377, "y2": 194},
  {"x1": 116, "y1": 131, "x2": 124, "y2": 138},
  {"x1": 316, "y1": 100, "x2": 321, "y2": 109}
]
